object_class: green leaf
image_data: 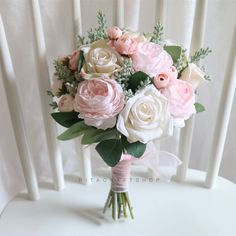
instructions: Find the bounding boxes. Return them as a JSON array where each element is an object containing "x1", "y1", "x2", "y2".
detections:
[
  {"x1": 81, "y1": 128, "x2": 118, "y2": 145},
  {"x1": 95, "y1": 139, "x2": 122, "y2": 167},
  {"x1": 51, "y1": 111, "x2": 81, "y2": 128},
  {"x1": 195, "y1": 102, "x2": 206, "y2": 113},
  {"x1": 127, "y1": 71, "x2": 150, "y2": 92},
  {"x1": 77, "y1": 50, "x2": 84, "y2": 72},
  {"x1": 121, "y1": 135, "x2": 146, "y2": 158},
  {"x1": 57, "y1": 121, "x2": 88, "y2": 141},
  {"x1": 164, "y1": 45, "x2": 182, "y2": 62}
]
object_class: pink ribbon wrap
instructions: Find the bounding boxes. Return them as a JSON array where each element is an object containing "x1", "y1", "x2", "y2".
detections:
[{"x1": 110, "y1": 142, "x2": 182, "y2": 192}]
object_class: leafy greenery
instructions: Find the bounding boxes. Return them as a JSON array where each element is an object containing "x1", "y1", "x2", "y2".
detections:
[
  {"x1": 54, "y1": 59, "x2": 73, "y2": 82},
  {"x1": 173, "y1": 48, "x2": 188, "y2": 74},
  {"x1": 77, "y1": 50, "x2": 84, "y2": 72},
  {"x1": 121, "y1": 135, "x2": 146, "y2": 158},
  {"x1": 195, "y1": 102, "x2": 205, "y2": 113},
  {"x1": 51, "y1": 111, "x2": 81, "y2": 128},
  {"x1": 47, "y1": 90, "x2": 54, "y2": 97},
  {"x1": 150, "y1": 22, "x2": 164, "y2": 44},
  {"x1": 49, "y1": 101, "x2": 58, "y2": 110},
  {"x1": 164, "y1": 46, "x2": 182, "y2": 62},
  {"x1": 77, "y1": 35, "x2": 86, "y2": 48},
  {"x1": 96, "y1": 139, "x2": 123, "y2": 167},
  {"x1": 190, "y1": 47, "x2": 212, "y2": 64},
  {"x1": 57, "y1": 121, "x2": 89, "y2": 141},
  {"x1": 88, "y1": 11, "x2": 108, "y2": 43},
  {"x1": 127, "y1": 71, "x2": 150, "y2": 93},
  {"x1": 81, "y1": 128, "x2": 118, "y2": 145}
]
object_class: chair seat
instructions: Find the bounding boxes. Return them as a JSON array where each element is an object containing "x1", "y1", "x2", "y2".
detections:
[{"x1": 1, "y1": 168, "x2": 236, "y2": 236}]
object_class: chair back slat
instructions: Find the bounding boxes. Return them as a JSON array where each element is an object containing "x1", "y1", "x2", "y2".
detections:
[
  {"x1": 176, "y1": 0, "x2": 208, "y2": 182},
  {"x1": 30, "y1": 0, "x2": 64, "y2": 191},
  {"x1": 0, "y1": 15, "x2": 39, "y2": 200},
  {"x1": 205, "y1": 24, "x2": 236, "y2": 188}
]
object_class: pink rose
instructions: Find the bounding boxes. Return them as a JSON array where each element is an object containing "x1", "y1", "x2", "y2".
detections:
[
  {"x1": 74, "y1": 77, "x2": 125, "y2": 130},
  {"x1": 69, "y1": 50, "x2": 80, "y2": 71},
  {"x1": 108, "y1": 26, "x2": 122, "y2": 40},
  {"x1": 161, "y1": 79, "x2": 196, "y2": 119},
  {"x1": 114, "y1": 35, "x2": 137, "y2": 55},
  {"x1": 153, "y1": 66, "x2": 178, "y2": 89},
  {"x1": 58, "y1": 94, "x2": 74, "y2": 112},
  {"x1": 131, "y1": 42, "x2": 173, "y2": 77}
]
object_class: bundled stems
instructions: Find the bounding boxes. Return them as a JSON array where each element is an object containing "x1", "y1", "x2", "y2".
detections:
[{"x1": 103, "y1": 191, "x2": 134, "y2": 220}]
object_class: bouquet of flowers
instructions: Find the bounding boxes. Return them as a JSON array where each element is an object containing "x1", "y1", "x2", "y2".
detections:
[{"x1": 48, "y1": 11, "x2": 211, "y2": 220}]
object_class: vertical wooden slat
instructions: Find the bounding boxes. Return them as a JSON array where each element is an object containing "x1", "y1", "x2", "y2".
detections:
[
  {"x1": 0, "y1": 15, "x2": 40, "y2": 200},
  {"x1": 155, "y1": 0, "x2": 166, "y2": 24},
  {"x1": 205, "y1": 24, "x2": 236, "y2": 188},
  {"x1": 124, "y1": 0, "x2": 140, "y2": 31},
  {"x1": 30, "y1": 0, "x2": 64, "y2": 190},
  {"x1": 73, "y1": 0, "x2": 82, "y2": 40},
  {"x1": 176, "y1": 0, "x2": 208, "y2": 182},
  {"x1": 116, "y1": 0, "x2": 124, "y2": 28},
  {"x1": 73, "y1": 0, "x2": 92, "y2": 185}
]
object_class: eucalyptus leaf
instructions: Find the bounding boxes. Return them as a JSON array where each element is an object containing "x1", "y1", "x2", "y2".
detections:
[
  {"x1": 57, "y1": 121, "x2": 88, "y2": 141},
  {"x1": 127, "y1": 71, "x2": 150, "y2": 92},
  {"x1": 77, "y1": 50, "x2": 84, "y2": 72},
  {"x1": 164, "y1": 45, "x2": 182, "y2": 62},
  {"x1": 81, "y1": 128, "x2": 118, "y2": 145},
  {"x1": 195, "y1": 102, "x2": 206, "y2": 113},
  {"x1": 95, "y1": 139, "x2": 122, "y2": 167},
  {"x1": 121, "y1": 135, "x2": 146, "y2": 158},
  {"x1": 51, "y1": 111, "x2": 81, "y2": 128}
]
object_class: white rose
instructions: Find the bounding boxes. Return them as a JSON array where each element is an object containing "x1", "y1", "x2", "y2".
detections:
[
  {"x1": 51, "y1": 74, "x2": 63, "y2": 97},
  {"x1": 81, "y1": 40, "x2": 123, "y2": 78},
  {"x1": 58, "y1": 94, "x2": 74, "y2": 112},
  {"x1": 117, "y1": 85, "x2": 173, "y2": 143},
  {"x1": 180, "y1": 63, "x2": 205, "y2": 90}
]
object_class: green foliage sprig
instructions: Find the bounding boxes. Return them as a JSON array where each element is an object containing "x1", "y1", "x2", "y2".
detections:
[
  {"x1": 190, "y1": 47, "x2": 212, "y2": 64},
  {"x1": 173, "y1": 48, "x2": 188, "y2": 74},
  {"x1": 115, "y1": 58, "x2": 133, "y2": 100},
  {"x1": 54, "y1": 60, "x2": 73, "y2": 82},
  {"x1": 150, "y1": 22, "x2": 164, "y2": 45},
  {"x1": 88, "y1": 11, "x2": 108, "y2": 43}
]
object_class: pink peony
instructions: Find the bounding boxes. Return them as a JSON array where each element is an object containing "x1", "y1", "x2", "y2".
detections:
[
  {"x1": 74, "y1": 77, "x2": 125, "y2": 130},
  {"x1": 161, "y1": 79, "x2": 196, "y2": 119},
  {"x1": 153, "y1": 66, "x2": 178, "y2": 89},
  {"x1": 114, "y1": 35, "x2": 137, "y2": 55},
  {"x1": 131, "y1": 42, "x2": 173, "y2": 77},
  {"x1": 108, "y1": 26, "x2": 122, "y2": 40},
  {"x1": 69, "y1": 50, "x2": 80, "y2": 71}
]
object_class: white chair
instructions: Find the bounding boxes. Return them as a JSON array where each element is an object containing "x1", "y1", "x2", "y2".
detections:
[{"x1": 0, "y1": 0, "x2": 236, "y2": 235}]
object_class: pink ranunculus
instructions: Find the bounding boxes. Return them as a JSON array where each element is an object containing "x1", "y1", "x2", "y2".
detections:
[
  {"x1": 114, "y1": 35, "x2": 138, "y2": 55},
  {"x1": 131, "y1": 42, "x2": 173, "y2": 77},
  {"x1": 74, "y1": 77, "x2": 125, "y2": 130},
  {"x1": 161, "y1": 79, "x2": 196, "y2": 120},
  {"x1": 153, "y1": 66, "x2": 178, "y2": 89},
  {"x1": 69, "y1": 50, "x2": 80, "y2": 71},
  {"x1": 108, "y1": 26, "x2": 122, "y2": 40}
]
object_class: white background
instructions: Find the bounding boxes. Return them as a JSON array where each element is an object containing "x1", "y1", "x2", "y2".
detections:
[{"x1": 0, "y1": 0, "x2": 236, "y2": 212}]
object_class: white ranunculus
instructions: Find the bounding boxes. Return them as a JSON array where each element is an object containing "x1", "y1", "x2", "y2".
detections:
[
  {"x1": 117, "y1": 85, "x2": 173, "y2": 143},
  {"x1": 58, "y1": 94, "x2": 74, "y2": 112},
  {"x1": 180, "y1": 63, "x2": 205, "y2": 90},
  {"x1": 81, "y1": 40, "x2": 123, "y2": 79}
]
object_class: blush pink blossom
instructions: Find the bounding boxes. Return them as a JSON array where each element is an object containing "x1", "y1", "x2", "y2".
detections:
[
  {"x1": 114, "y1": 35, "x2": 138, "y2": 55},
  {"x1": 161, "y1": 79, "x2": 196, "y2": 119},
  {"x1": 131, "y1": 42, "x2": 173, "y2": 77},
  {"x1": 108, "y1": 26, "x2": 122, "y2": 40},
  {"x1": 153, "y1": 66, "x2": 178, "y2": 89},
  {"x1": 74, "y1": 77, "x2": 125, "y2": 130},
  {"x1": 69, "y1": 50, "x2": 80, "y2": 71}
]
